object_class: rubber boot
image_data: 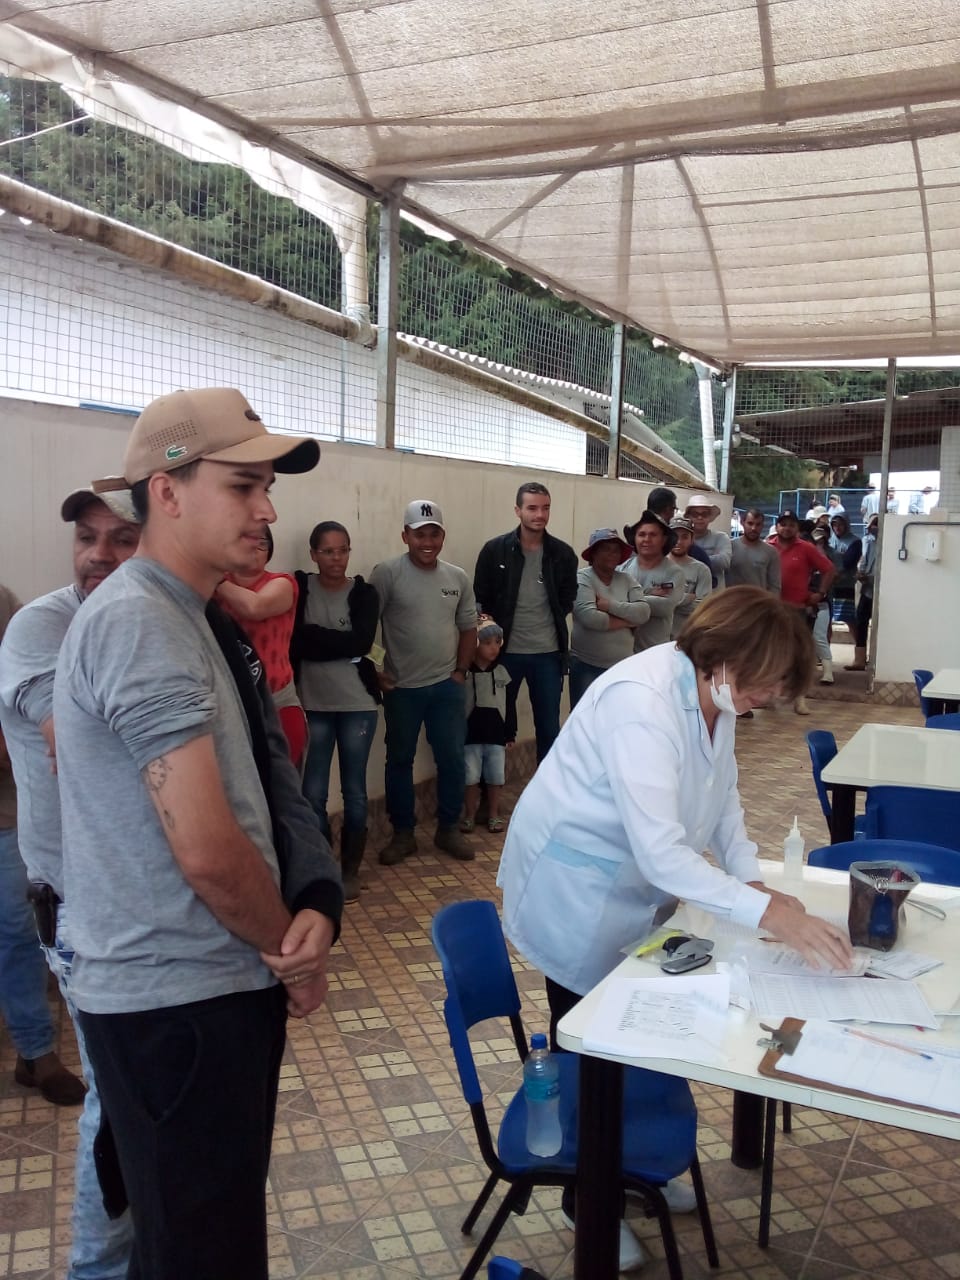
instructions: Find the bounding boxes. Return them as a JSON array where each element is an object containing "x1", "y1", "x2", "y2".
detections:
[
  {"x1": 341, "y1": 828, "x2": 367, "y2": 903},
  {"x1": 844, "y1": 646, "x2": 867, "y2": 671},
  {"x1": 819, "y1": 659, "x2": 835, "y2": 684}
]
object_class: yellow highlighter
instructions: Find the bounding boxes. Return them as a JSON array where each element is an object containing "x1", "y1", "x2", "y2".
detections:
[{"x1": 631, "y1": 928, "x2": 687, "y2": 958}]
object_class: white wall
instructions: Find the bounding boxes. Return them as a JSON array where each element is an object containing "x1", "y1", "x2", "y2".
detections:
[
  {"x1": 874, "y1": 513, "x2": 960, "y2": 682},
  {"x1": 0, "y1": 396, "x2": 728, "y2": 807}
]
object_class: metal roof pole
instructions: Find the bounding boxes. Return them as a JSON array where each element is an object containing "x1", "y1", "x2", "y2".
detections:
[
  {"x1": 694, "y1": 362, "x2": 719, "y2": 488},
  {"x1": 720, "y1": 367, "x2": 737, "y2": 493},
  {"x1": 607, "y1": 323, "x2": 626, "y2": 478},
  {"x1": 868, "y1": 357, "x2": 897, "y2": 674},
  {"x1": 376, "y1": 193, "x2": 401, "y2": 450}
]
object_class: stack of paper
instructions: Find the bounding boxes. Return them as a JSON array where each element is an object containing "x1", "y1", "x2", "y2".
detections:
[{"x1": 582, "y1": 973, "x2": 730, "y2": 1064}]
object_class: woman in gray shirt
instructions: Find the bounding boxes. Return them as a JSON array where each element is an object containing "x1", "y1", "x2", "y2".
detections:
[
  {"x1": 622, "y1": 511, "x2": 685, "y2": 650},
  {"x1": 291, "y1": 521, "x2": 381, "y2": 902},
  {"x1": 569, "y1": 529, "x2": 651, "y2": 707}
]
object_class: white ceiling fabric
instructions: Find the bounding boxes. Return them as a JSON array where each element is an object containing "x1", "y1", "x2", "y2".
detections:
[{"x1": 3, "y1": 0, "x2": 960, "y2": 364}]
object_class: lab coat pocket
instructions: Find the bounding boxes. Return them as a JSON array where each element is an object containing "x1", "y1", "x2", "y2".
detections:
[{"x1": 520, "y1": 839, "x2": 620, "y2": 987}]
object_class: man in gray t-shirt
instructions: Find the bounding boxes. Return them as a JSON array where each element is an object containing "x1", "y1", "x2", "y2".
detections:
[
  {"x1": 370, "y1": 499, "x2": 477, "y2": 867},
  {"x1": 0, "y1": 487, "x2": 139, "y2": 1276},
  {"x1": 53, "y1": 388, "x2": 342, "y2": 1280},
  {"x1": 727, "y1": 509, "x2": 782, "y2": 593}
]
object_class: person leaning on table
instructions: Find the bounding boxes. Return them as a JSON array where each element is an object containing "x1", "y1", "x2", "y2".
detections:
[
  {"x1": 497, "y1": 586, "x2": 853, "y2": 1266},
  {"x1": 499, "y1": 585, "x2": 852, "y2": 1007}
]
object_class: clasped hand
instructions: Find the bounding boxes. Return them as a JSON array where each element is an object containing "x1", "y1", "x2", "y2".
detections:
[{"x1": 260, "y1": 908, "x2": 335, "y2": 1017}]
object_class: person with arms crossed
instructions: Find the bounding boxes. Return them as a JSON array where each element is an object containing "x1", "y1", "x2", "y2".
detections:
[
  {"x1": 473, "y1": 482, "x2": 577, "y2": 763},
  {"x1": 291, "y1": 520, "x2": 381, "y2": 903},
  {"x1": 52, "y1": 388, "x2": 342, "y2": 1280},
  {"x1": 0, "y1": 488, "x2": 139, "y2": 1280},
  {"x1": 569, "y1": 528, "x2": 650, "y2": 708},
  {"x1": 621, "y1": 512, "x2": 684, "y2": 650},
  {"x1": 667, "y1": 516, "x2": 712, "y2": 637},
  {"x1": 371, "y1": 500, "x2": 478, "y2": 866},
  {"x1": 685, "y1": 499, "x2": 732, "y2": 588}
]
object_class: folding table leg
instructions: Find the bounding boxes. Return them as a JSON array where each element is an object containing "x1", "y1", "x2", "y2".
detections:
[
  {"x1": 574, "y1": 1056, "x2": 622, "y2": 1280},
  {"x1": 758, "y1": 1096, "x2": 779, "y2": 1248},
  {"x1": 830, "y1": 784, "x2": 856, "y2": 844},
  {"x1": 730, "y1": 1091, "x2": 764, "y2": 1168}
]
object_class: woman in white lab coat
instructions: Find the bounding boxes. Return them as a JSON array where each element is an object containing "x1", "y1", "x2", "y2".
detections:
[
  {"x1": 499, "y1": 586, "x2": 851, "y2": 1012},
  {"x1": 499, "y1": 588, "x2": 852, "y2": 1268}
]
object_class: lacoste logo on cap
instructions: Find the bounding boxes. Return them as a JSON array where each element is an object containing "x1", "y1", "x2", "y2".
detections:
[{"x1": 165, "y1": 445, "x2": 188, "y2": 462}]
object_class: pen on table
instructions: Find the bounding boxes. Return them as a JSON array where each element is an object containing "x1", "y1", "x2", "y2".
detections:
[{"x1": 843, "y1": 1027, "x2": 933, "y2": 1060}]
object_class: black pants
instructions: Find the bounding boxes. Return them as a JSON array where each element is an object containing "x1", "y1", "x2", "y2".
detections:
[
  {"x1": 855, "y1": 593, "x2": 873, "y2": 647},
  {"x1": 79, "y1": 985, "x2": 287, "y2": 1280},
  {"x1": 545, "y1": 977, "x2": 628, "y2": 1220}
]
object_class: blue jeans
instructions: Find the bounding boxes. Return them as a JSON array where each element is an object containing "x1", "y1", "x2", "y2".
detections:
[
  {"x1": 0, "y1": 825, "x2": 53, "y2": 1060},
  {"x1": 44, "y1": 904, "x2": 133, "y2": 1280},
  {"x1": 568, "y1": 656, "x2": 606, "y2": 710},
  {"x1": 383, "y1": 679, "x2": 466, "y2": 830},
  {"x1": 501, "y1": 651, "x2": 564, "y2": 763},
  {"x1": 302, "y1": 710, "x2": 378, "y2": 839}
]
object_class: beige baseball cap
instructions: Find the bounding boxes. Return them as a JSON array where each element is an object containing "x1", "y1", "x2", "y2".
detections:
[
  {"x1": 61, "y1": 480, "x2": 139, "y2": 525},
  {"x1": 123, "y1": 388, "x2": 320, "y2": 485}
]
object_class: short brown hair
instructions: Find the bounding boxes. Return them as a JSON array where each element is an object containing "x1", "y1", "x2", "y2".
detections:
[{"x1": 676, "y1": 586, "x2": 813, "y2": 700}]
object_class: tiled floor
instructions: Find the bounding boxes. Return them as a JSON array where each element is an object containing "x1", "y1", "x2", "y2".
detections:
[{"x1": 2, "y1": 699, "x2": 959, "y2": 1279}]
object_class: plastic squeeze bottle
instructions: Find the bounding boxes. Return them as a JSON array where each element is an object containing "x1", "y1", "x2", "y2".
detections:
[{"x1": 783, "y1": 815, "x2": 805, "y2": 883}]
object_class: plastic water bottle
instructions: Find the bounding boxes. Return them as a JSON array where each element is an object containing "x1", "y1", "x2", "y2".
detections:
[
  {"x1": 783, "y1": 815, "x2": 805, "y2": 883},
  {"x1": 524, "y1": 1033, "x2": 562, "y2": 1157}
]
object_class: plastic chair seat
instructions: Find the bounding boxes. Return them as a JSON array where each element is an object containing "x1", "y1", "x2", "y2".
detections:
[
  {"x1": 496, "y1": 1056, "x2": 696, "y2": 1180},
  {"x1": 925, "y1": 713, "x2": 960, "y2": 730}
]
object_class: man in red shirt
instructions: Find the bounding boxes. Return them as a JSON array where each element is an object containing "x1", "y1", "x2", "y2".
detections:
[{"x1": 772, "y1": 510, "x2": 835, "y2": 714}]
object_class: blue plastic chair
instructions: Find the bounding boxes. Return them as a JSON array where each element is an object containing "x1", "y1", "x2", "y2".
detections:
[
  {"x1": 431, "y1": 900, "x2": 718, "y2": 1280},
  {"x1": 859, "y1": 791, "x2": 960, "y2": 859},
  {"x1": 913, "y1": 669, "x2": 944, "y2": 719},
  {"x1": 925, "y1": 713, "x2": 960, "y2": 731},
  {"x1": 805, "y1": 730, "x2": 865, "y2": 839},
  {"x1": 808, "y1": 837, "x2": 960, "y2": 885}
]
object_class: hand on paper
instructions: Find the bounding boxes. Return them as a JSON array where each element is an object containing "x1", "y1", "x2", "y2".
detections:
[{"x1": 759, "y1": 896, "x2": 853, "y2": 971}]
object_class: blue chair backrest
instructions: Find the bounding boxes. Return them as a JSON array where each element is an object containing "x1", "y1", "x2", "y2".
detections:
[
  {"x1": 432, "y1": 900, "x2": 523, "y2": 1106},
  {"x1": 805, "y1": 729, "x2": 838, "y2": 825},
  {"x1": 809, "y1": 837, "x2": 960, "y2": 885},
  {"x1": 913, "y1": 669, "x2": 940, "y2": 719},
  {"x1": 862, "y1": 788, "x2": 960, "y2": 861},
  {"x1": 925, "y1": 713, "x2": 960, "y2": 731}
]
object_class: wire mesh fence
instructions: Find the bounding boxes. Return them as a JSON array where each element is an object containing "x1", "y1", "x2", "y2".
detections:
[
  {"x1": 1, "y1": 62, "x2": 713, "y2": 483},
  {"x1": 728, "y1": 366, "x2": 960, "y2": 526},
  {"x1": 0, "y1": 67, "x2": 354, "y2": 311}
]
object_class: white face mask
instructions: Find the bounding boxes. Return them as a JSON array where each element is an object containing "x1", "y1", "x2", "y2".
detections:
[{"x1": 710, "y1": 663, "x2": 737, "y2": 715}]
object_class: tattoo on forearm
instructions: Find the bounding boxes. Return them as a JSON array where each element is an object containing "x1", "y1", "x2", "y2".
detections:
[{"x1": 144, "y1": 757, "x2": 175, "y2": 831}]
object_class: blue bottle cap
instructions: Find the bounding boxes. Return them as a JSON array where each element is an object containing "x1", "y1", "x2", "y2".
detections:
[{"x1": 530, "y1": 1033, "x2": 547, "y2": 1050}]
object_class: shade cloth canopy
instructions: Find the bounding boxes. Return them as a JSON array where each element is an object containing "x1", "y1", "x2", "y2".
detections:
[{"x1": 3, "y1": 0, "x2": 960, "y2": 365}]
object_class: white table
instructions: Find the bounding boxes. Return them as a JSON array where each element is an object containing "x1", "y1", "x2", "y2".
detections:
[
  {"x1": 557, "y1": 864, "x2": 960, "y2": 1280},
  {"x1": 821, "y1": 722, "x2": 960, "y2": 841},
  {"x1": 922, "y1": 668, "x2": 960, "y2": 708}
]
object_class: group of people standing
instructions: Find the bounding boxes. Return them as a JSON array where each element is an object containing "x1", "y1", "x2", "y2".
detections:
[{"x1": 0, "y1": 376, "x2": 868, "y2": 1280}]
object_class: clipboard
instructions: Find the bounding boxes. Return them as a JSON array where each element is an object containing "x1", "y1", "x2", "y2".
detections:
[{"x1": 756, "y1": 1017, "x2": 958, "y2": 1120}]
